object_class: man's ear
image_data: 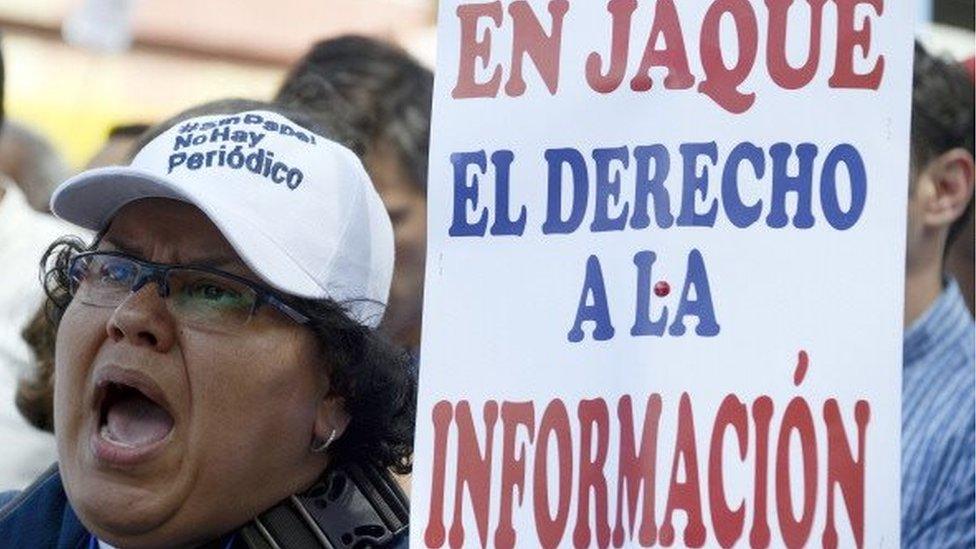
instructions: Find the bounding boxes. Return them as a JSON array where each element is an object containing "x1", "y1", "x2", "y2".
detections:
[
  {"x1": 921, "y1": 148, "x2": 976, "y2": 229},
  {"x1": 314, "y1": 394, "x2": 351, "y2": 443}
]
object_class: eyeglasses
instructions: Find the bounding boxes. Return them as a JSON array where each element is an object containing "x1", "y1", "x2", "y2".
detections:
[{"x1": 67, "y1": 251, "x2": 311, "y2": 332}]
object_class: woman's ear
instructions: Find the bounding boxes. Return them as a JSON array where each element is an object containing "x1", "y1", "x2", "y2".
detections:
[
  {"x1": 920, "y1": 148, "x2": 976, "y2": 229},
  {"x1": 313, "y1": 394, "x2": 351, "y2": 444}
]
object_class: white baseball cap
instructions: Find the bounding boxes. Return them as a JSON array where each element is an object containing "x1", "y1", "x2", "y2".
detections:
[{"x1": 50, "y1": 109, "x2": 394, "y2": 328}]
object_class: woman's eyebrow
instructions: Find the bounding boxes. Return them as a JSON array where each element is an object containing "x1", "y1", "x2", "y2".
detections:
[
  {"x1": 190, "y1": 256, "x2": 247, "y2": 271},
  {"x1": 102, "y1": 235, "x2": 245, "y2": 271},
  {"x1": 101, "y1": 235, "x2": 142, "y2": 256}
]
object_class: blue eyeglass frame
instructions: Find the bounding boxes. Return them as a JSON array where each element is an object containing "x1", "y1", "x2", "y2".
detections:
[{"x1": 67, "y1": 250, "x2": 313, "y2": 326}]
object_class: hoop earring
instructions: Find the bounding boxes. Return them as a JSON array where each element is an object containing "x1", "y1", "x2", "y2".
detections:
[{"x1": 311, "y1": 429, "x2": 336, "y2": 454}]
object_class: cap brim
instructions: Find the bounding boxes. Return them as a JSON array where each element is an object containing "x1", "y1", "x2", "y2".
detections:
[
  {"x1": 51, "y1": 166, "x2": 189, "y2": 231},
  {"x1": 50, "y1": 167, "x2": 328, "y2": 300}
]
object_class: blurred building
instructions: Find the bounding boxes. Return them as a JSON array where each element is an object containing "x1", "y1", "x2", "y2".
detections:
[{"x1": 0, "y1": 0, "x2": 435, "y2": 168}]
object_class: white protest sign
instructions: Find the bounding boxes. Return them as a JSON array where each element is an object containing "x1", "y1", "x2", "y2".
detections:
[{"x1": 413, "y1": 1, "x2": 912, "y2": 547}]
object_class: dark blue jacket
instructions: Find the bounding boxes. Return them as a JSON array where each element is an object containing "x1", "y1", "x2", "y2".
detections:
[
  {"x1": 0, "y1": 465, "x2": 89, "y2": 548},
  {"x1": 0, "y1": 466, "x2": 409, "y2": 548}
]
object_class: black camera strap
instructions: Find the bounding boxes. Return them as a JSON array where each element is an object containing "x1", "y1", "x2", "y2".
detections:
[{"x1": 237, "y1": 462, "x2": 409, "y2": 548}]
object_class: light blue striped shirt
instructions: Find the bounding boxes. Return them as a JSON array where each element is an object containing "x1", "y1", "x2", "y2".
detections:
[{"x1": 902, "y1": 279, "x2": 975, "y2": 547}]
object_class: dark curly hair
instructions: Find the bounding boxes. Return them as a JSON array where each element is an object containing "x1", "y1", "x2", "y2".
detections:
[{"x1": 19, "y1": 98, "x2": 417, "y2": 475}]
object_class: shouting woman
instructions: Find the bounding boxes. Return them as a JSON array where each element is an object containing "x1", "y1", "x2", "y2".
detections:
[{"x1": 0, "y1": 100, "x2": 415, "y2": 548}]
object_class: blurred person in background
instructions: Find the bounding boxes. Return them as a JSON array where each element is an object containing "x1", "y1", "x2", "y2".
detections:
[
  {"x1": 85, "y1": 123, "x2": 151, "y2": 170},
  {"x1": 0, "y1": 99, "x2": 414, "y2": 548},
  {"x1": 946, "y1": 200, "x2": 974, "y2": 314},
  {"x1": 945, "y1": 55, "x2": 975, "y2": 315},
  {"x1": 901, "y1": 42, "x2": 975, "y2": 547},
  {"x1": 0, "y1": 120, "x2": 72, "y2": 212},
  {"x1": 277, "y1": 35, "x2": 432, "y2": 356},
  {"x1": 0, "y1": 39, "x2": 74, "y2": 490}
]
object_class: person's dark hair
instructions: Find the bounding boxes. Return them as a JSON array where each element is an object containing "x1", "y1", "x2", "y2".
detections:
[
  {"x1": 107, "y1": 123, "x2": 152, "y2": 140},
  {"x1": 276, "y1": 35, "x2": 433, "y2": 190},
  {"x1": 18, "y1": 99, "x2": 417, "y2": 474},
  {"x1": 911, "y1": 41, "x2": 976, "y2": 249},
  {"x1": 16, "y1": 273, "x2": 65, "y2": 433}
]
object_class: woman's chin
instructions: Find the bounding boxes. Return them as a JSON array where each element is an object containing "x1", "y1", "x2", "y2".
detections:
[
  {"x1": 73, "y1": 472, "x2": 177, "y2": 532},
  {"x1": 62, "y1": 446, "x2": 187, "y2": 544}
]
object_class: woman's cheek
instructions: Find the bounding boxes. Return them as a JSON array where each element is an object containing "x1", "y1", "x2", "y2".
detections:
[
  {"x1": 56, "y1": 304, "x2": 102, "y2": 392},
  {"x1": 53, "y1": 304, "x2": 105, "y2": 457},
  {"x1": 183, "y1": 330, "x2": 314, "y2": 418}
]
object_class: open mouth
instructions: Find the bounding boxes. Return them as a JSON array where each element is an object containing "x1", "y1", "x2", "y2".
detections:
[{"x1": 96, "y1": 378, "x2": 174, "y2": 450}]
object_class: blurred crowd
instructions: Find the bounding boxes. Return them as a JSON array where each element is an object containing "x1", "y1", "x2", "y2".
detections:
[{"x1": 0, "y1": 27, "x2": 971, "y2": 548}]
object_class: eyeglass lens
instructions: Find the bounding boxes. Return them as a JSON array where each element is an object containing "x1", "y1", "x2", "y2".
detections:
[{"x1": 70, "y1": 254, "x2": 259, "y2": 329}]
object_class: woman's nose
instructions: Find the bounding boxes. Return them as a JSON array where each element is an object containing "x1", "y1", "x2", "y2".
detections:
[{"x1": 105, "y1": 283, "x2": 177, "y2": 352}]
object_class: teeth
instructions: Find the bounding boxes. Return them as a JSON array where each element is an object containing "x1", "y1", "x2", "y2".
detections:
[{"x1": 100, "y1": 423, "x2": 136, "y2": 448}]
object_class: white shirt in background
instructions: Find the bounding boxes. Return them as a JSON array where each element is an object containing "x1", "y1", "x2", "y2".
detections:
[{"x1": 0, "y1": 181, "x2": 82, "y2": 489}]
